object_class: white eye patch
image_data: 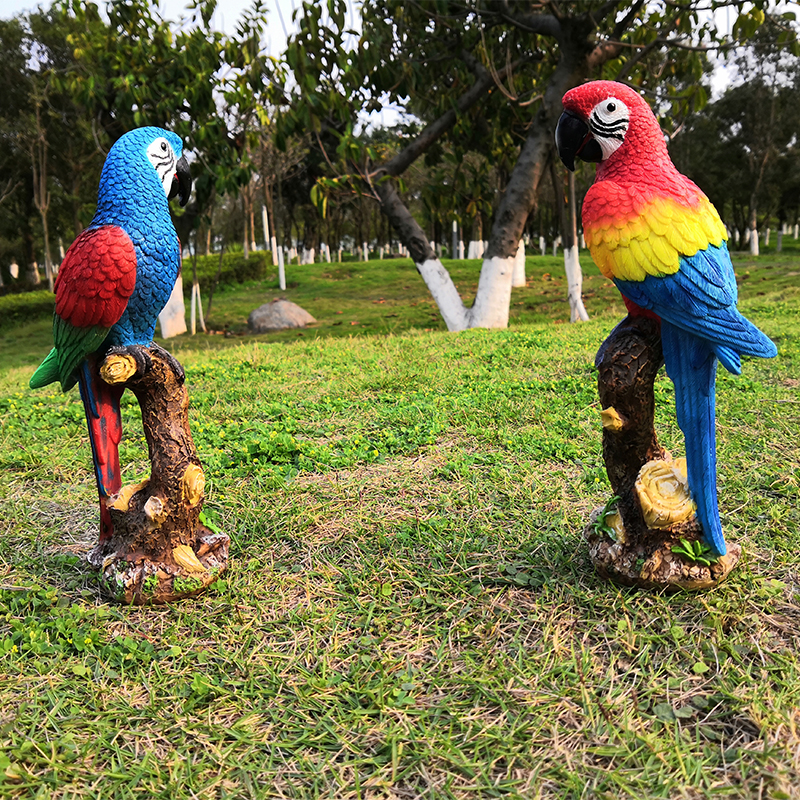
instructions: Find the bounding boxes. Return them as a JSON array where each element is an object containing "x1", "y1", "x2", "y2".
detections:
[
  {"x1": 147, "y1": 138, "x2": 177, "y2": 196},
  {"x1": 589, "y1": 97, "x2": 630, "y2": 160}
]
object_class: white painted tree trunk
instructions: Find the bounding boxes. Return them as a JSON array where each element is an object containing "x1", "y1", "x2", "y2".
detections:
[
  {"x1": 27, "y1": 261, "x2": 41, "y2": 285},
  {"x1": 749, "y1": 225, "x2": 759, "y2": 256},
  {"x1": 158, "y1": 274, "x2": 187, "y2": 338},
  {"x1": 511, "y1": 238, "x2": 526, "y2": 287},
  {"x1": 278, "y1": 247, "x2": 286, "y2": 291},
  {"x1": 539, "y1": 236, "x2": 546, "y2": 256},
  {"x1": 467, "y1": 240, "x2": 485, "y2": 259},
  {"x1": 415, "y1": 258, "x2": 469, "y2": 330},
  {"x1": 563, "y1": 245, "x2": 589, "y2": 322},
  {"x1": 262, "y1": 205, "x2": 277, "y2": 267},
  {"x1": 190, "y1": 281, "x2": 206, "y2": 334},
  {"x1": 412, "y1": 253, "x2": 517, "y2": 331},
  {"x1": 468, "y1": 255, "x2": 516, "y2": 328},
  {"x1": 301, "y1": 247, "x2": 315, "y2": 264},
  {"x1": 763, "y1": 228, "x2": 770, "y2": 247}
]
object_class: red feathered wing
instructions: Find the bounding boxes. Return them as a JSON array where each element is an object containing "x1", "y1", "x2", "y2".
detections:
[{"x1": 55, "y1": 225, "x2": 137, "y2": 328}]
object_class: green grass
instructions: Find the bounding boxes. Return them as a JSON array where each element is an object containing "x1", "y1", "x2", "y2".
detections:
[{"x1": 1, "y1": 247, "x2": 799, "y2": 798}]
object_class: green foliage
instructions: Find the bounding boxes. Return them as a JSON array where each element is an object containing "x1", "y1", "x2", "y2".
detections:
[
  {"x1": 186, "y1": 251, "x2": 271, "y2": 295},
  {"x1": 592, "y1": 494, "x2": 622, "y2": 541},
  {"x1": 0, "y1": 290, "x2": 54, "y2": 334},
  {"x1": 672, "y1": 538, "x2": 720, "y2": 566}
]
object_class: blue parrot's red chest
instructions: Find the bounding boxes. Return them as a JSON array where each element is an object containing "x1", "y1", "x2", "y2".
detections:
[{"x1": 92, "y1": 200, "x2": 181, "y2": 348}]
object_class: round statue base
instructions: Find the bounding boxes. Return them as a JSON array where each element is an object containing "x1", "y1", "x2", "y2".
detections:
[
  {"x1": 585, "y1": 507, "x2": 740, "y2": 591},
  {"x1": 88, "y1": 523, "x2": 229, "y2": 605}
]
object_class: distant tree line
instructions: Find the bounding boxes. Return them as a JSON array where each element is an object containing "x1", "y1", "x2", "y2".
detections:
[{"x1": 1, "y1": 1, "x2": 798, "y2": 326}]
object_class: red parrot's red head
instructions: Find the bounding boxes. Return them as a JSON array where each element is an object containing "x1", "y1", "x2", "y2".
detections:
[{"x1": 555, "y1": 80, "x2": 667, "y2": 172}]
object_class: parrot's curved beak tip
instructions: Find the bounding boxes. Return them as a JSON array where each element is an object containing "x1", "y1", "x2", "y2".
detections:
[
  {"x1": 555, "y1": 110, "x2": 603, "y2": 171},
  {"x1": 170, "y1": 154, "x2": 192, "y2": 207},
  {"x1": 555, "y1": 110, "x2": 585, "y2": 172}
]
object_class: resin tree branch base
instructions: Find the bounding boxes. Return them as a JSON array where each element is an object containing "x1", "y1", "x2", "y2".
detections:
[
  {"x1": 587, "y1": 315, "x2": 740, "y2": 591},
  {"x1": 585, "y1": 508, "x2": 741, "y2": 591},
  {"x1": 86, "y1": 344, "x2": 229, "y2": 604}
]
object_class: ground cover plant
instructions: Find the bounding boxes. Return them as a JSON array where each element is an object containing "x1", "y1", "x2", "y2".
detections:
[{"x1": 0, "y1": 249, "x2": 799, "y2": 798}]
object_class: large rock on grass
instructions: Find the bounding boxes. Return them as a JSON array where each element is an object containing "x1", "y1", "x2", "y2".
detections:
[{"x1": 248, "y1": 299, "x2": 316, "y2": 333}]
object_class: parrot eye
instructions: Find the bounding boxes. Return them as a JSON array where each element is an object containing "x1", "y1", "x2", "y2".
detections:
[
  {"x1": 161, "y1": 141, "x2": 168, "y2": 151},
  {"x1": 607, "y1": 102, "x2": 616, "y2": 112}
]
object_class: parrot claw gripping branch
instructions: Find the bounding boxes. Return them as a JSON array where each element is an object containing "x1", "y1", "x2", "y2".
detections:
[
  {"x1": 556, "y1": 82, "x2": 777, "y2": 591},
  {"x1": 29, "y1": 127, "x2": 229, "y2": 605}
]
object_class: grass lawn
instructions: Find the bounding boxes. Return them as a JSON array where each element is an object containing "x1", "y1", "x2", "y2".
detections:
[{"x1": 0, "y1": 248, "x2": 799, "y2": 798}]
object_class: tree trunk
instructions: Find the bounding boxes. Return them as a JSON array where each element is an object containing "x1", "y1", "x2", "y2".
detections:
[
  {"x1": 362, "y1": 13, "x2": 622, "y2": 331},
  {"x1": 374, "y1": 45, "x2": 584, "y2": 331},
  {"x1": 470, "y1": 47, "x2": 589, "y2": 327},
  {"x1": 31, "y1": 101, "x2": 54, "y2": 292},
  {"x1": 87, "y1": 345, "x2": 228, "y2": 604},
  {"x1": 376, "y1": 179, "x2": 468, "y2": 330},
  {"x1": 26, "y1": 261, "x2": 41, "y2": 286},
  {"x1": 511, "y1": 238, "x2": 526, "y2": 287},
  {"x1": 243, "y1": 193, "x2": 250, "y2": 260},
  {"x1": 586, "y1": 315, "x2": 740, "y2": 590},
  {"x1": 749, "y1": 200, "x2": 759, "y2": 256}
]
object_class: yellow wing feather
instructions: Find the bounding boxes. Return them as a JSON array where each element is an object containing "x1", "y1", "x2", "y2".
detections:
[{"x1": 584, "y1": 188, "x2": 727, "y2": 282}]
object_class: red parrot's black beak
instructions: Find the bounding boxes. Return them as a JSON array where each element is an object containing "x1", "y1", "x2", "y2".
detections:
[
  {"x1": 555, "y1": 110, "x2": 603, "y2": 171},
  {"x1": 169, "y1": 154, "x2": 192, "y2": 207}
]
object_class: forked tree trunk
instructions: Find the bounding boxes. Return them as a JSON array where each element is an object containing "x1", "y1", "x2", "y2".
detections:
[
  {"x1": 87, "y1": 345, "x2": 229, "y2": 604},
  {"x1": 586, "y1": 315, "x2": 740, "y2": 590}
]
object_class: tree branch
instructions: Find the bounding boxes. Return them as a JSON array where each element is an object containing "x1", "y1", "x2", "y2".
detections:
[
  {"x1": 377, "y1": 55, "x2": 526, "y2": 179},
  {"x1": 493, "y1": 0, "x2": 562, "y2": 40}
]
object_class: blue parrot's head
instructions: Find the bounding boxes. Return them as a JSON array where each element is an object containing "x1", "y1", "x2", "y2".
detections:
[{"x1": 99, "y1": 126, "x2": 192, "y2": 212}]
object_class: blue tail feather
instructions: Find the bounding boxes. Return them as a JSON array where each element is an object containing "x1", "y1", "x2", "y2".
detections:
[{"x1": 661, "y1": 321, "x2": 727, "y2": 556}]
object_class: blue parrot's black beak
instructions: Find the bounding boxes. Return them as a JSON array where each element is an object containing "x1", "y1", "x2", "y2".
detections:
[
  {"x1": 170, "y1": 154, "x2": 192, "y2": 207},
  {"x1": 555, "y1": 110, "x2": 603, "y2": 171}
]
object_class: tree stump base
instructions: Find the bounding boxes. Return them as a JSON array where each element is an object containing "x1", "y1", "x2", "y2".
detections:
[
  {"x1": 585, "y1": 509, "x2": 741, "y2": 591},
  {"x1": 86, "y1": 344, "x2": 229, "y2": 604},
  {"x1": 589, "y1": 315, "x2": 740, "y2": 591},
  {"x1": 88, "y1": 521, "x2": 229, "y2": 604}
]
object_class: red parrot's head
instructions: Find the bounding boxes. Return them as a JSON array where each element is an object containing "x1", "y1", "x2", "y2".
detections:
[{"x1": 555, "y1": 80, "x2": 666, "y2": 172}]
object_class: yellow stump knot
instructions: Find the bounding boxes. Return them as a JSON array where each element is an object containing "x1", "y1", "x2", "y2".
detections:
[
  {"x1": 144, "y1": 495, "x2": 167, "y2": 524},
  {"x1": 108, "y1": 480, "x2": 149, "y2": 513},
  {"x1": 100, "y1": 354, "x2": 138, "y2": 385},
  {"x1": 172, "y1": 544, "x2": 207, "y2": 574},
  {"x1": 635, "y1": 458, "x2": 695, "y2": 530},
  {"x1": 182, "y1": 464, "x2": 205, "y2": 506},
  {"x1": 601, "y1": 406, "x2": 626, "y2": 432}
]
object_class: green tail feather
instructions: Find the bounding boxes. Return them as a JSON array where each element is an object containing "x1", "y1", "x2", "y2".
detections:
[
  {"x1": 29, "y1": 348, "x2": 61, "y2": 389},
  {"x1": 30, "y1": 322, "x2": 111, "y2": 393}
]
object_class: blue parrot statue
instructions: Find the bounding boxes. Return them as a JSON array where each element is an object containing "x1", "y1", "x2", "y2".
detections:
[{"x1": 29, "y1": 126, "x2": 192, "y2": 541}]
